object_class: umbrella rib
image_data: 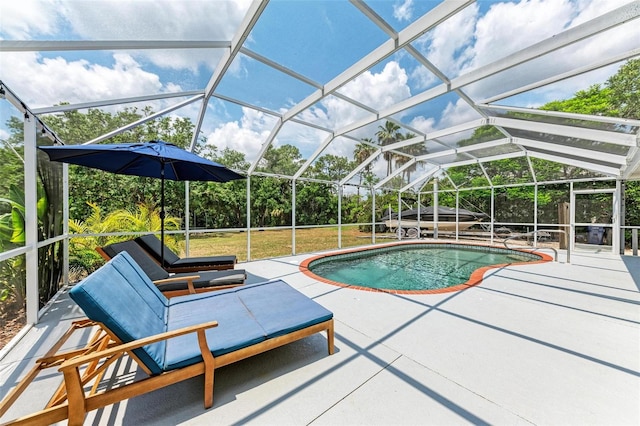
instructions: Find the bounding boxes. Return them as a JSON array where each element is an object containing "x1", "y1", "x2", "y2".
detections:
[
  {"x1": 167, "y1": 160, "x2": 179, "y2": 180},
  {"x1": 114, "y1": 156, "x2": 151, "y2": 175}
]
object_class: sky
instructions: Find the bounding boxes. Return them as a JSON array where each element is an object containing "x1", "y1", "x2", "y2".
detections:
[{"x1": 1, "y1": 0, "x2": 638, "y2": 180}]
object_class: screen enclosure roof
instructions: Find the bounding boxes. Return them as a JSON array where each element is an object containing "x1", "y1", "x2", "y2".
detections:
[{"x1": 1, "y1": 0, "x2": 639, "y2": 193}]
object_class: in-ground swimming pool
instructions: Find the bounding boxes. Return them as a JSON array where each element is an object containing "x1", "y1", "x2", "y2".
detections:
[{"x1": 301, "y1": 243, "x2": 550, "y2": 294}]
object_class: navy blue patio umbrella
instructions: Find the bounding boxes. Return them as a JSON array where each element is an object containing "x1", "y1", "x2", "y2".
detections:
[{"x1": 39, "y1": 140, "x2": 244, "y2": 266}]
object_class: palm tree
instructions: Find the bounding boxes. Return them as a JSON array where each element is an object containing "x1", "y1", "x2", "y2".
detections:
[
  {"x1": 353, "y1": 138, "x2": 378, "y2": 198},
  {"x1": 399, "y1": 132, "x2": 422, "y2": 182},
  {"x1": 394, "y1": 153, "x2": 411, "y2": 181},
  {"x1": 376, "y1": 121, "x2": 401, "y2": 176}
]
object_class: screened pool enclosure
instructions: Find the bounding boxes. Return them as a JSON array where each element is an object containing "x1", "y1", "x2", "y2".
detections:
[{"x1": 1, "y1": 0, "x2": 640, "y2": 327}]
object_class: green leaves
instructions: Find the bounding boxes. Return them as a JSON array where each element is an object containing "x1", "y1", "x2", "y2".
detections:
[
  {"x1": 540, "y1": 59, "x2": 639, "y2": 120},
  {"x1": 0, "y1": 185, "x2": 36, "y2": 246},
  {"x1": 606, "y1": 59, "x2": 640, "y2": 119},
  {"x1": 68, "y1": 202, "x2": 183, "y2": 274},
  {"x1": 541, "y1": 85, "x2": 612, "y2": 116}
]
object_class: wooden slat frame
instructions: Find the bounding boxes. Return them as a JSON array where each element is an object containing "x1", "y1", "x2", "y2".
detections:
[{"x1": 1, "y1": 317, "x2": 335, "y2": 426}]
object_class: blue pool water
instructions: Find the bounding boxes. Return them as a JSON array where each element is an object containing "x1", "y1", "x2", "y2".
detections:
[{"x1": 308, "y1": 244, "x2": 540, "y2": 291}]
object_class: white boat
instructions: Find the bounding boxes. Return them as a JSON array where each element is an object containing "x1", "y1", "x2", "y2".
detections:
[
  {"x1": 380, "y1": 205, "x2": 488, "y2": 236},
  {"x1": 383, "y1": 219, "x2": 481, "y2": 232}
]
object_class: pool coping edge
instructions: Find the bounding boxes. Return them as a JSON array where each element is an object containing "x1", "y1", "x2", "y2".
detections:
[{"x1": 299, "y1": 240, "x2": 554, "y2": 295}]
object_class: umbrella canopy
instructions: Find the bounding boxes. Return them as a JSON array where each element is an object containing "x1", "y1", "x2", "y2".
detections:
[
  {"x1": 38, "y1": 140, "x2": 243, "y2": 182},
  {"x1": 39, "y1": 140, "x2": 244, "y2": 265}
]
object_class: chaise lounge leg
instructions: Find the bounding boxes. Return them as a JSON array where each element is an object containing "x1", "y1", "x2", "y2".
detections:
[
  {"x1": 63, "y1": 366, "x2": 87, "y2": 426},
  {"x1": 197, "y1": 329, "x2": 216, "y2": 409},
  {"x1": 327, "y1": 320, "x2": 335, "y2": 355}
]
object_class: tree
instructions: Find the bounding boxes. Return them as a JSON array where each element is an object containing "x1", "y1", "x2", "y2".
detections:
[
  {"x1": 606, "y1": 58, "x2": 640, "y2": 119},
  {"x1": 258, "y1": 144, "x2": 303, "y2": 176},
  {"x1": 540, "y1": 59, "x2": 639, "y2": 120},
  {"x1": 353, "y1": 138, "x2": 377, "y2": 168},
  {"x1": 0, "y1": 115, "x2": 65, "y2": 309},
  {"x1": 43, "y1": 107, "x2": 199, "y2": 221},
  {"x1": 540, "y1": 85, "x2": 611, "y2": 116},
  {"x1": 250, "y1": 177, "x2": 291, "y2": 227},
  {"x1": 309, "y1": 154, "x2": 353, "y2": 183},
  {"x1": 353, "y1": 138, "x2": 378, "y2": 198},
  {"x1": 295, "y1": 182, "x2": 338, "y2": 226},
  {"x1": 395, "y1": 132, "x2": 421, "y2": 182},
  {"x1": 186, "y1": 146, "x2": 249, "y2": 229},
  {"x1": 0, "y1": 117, "x2": 26, "y2": 196},
  {"x1": 376, "y1": 121, "x2": 401, "y2": 176}
]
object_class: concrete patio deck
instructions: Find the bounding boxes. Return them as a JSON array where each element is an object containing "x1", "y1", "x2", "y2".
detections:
[{"x1": 1, "y1": 247, "x2": 639, "y2": 425}]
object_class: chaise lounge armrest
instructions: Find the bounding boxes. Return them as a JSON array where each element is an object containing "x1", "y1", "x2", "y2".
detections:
[
  {"x1": 153, "y1": 274, "x2": 244, "y2": 297},
  {"x1": 154, "y1": 275, "x2": 201, "y2": 295},
  {"x1": 59, "y1": 320, "x2": 219, "y2": 372},
  {"x1": 59, "y1": 321, "x2": 219, "y2": 426}
]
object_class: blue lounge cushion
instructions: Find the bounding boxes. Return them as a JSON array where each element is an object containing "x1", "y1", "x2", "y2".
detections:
[
  {"x1": 164, "y1": 291, "x2": 267, "y2": 370},
  {"x1": 70, "y1": 253, "x2": 333, "y2": 376},
  {"x1": 235, "y1": 281, "x2": 333, "y2": 338},
  {"x1": 69, "y1": 252, "x2": 168, "y2": 375},
  {"x1": 164, "y1": 281, "x2": 333, "y2": 369}
]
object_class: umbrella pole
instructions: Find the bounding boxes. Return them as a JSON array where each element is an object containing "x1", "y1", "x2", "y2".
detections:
[{"x1": 160, "y1": 163, "x2": 165, "y2": 268}]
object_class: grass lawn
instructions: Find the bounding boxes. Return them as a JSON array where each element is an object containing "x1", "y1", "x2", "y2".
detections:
[{"x1": 183, "y1": 225, "x2": 388, "y2": 262}]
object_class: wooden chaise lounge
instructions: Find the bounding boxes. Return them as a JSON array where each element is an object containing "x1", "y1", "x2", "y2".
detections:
[
  {"x1": 0, "y1": 252, "x2": 334, "y2": 425},
  {"x1": 135, "y1": 234, "x2": 237, "y2": 272},
  {"x1": 97, "y1": 240, "x2": 246, "y2": 297}
]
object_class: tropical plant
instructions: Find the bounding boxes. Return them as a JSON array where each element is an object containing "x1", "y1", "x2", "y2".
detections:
[
  {"x1": 352, "y1": 138, "x2": 379, "y2": 200},
  {"x1": 68, "y1": 202, "x2": 182, "y2": 276},
  {"x1": 0, "y1": 185, "x2": 48, "y2": 309},
  {"x1": 376, "y1": 121, "x2": 401, "y2": 176},
  {"x1": 394, "y1": 132, "x2": 422, "y2": 182}
]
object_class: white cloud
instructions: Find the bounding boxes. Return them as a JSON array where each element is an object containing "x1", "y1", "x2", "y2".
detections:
[
  {"x1": 60, "y1": 0, "x2": 251, "y2": 72},
  {"x1": 393, "y1": 0, "x2": 414, "y2": 22},
  {"x1": 569, "y1": 0, "x2": 635, "y2": 26},
  {"x1": 281, "y1": 62, "x2": 412, "y2": 158},
  {"x1": 204, "y1": 107, "x2": 276, "y2": 162},
  {"x1": 1, "y1": 52, "x2": 168, "y2": 108},
  {"x1": 463, "y1": 0, "x2": 575, "y2": 72},
  {"x1": 276, "y1": 120, "x2": 331, "y2": 158},
  {"x1": 341, "y1": 62, "x2": 411, "y2": 110},
  {"x1": 62, "y1": 1, "x2": 250, "y2": 40},
  {"x1": 1, "y1": 0, "x2": 251, "y2": 73},
  {"x1": 437, "y1": 99, "x2": 481, "y2": 129},
  {"x1": 0, "y1": 127, "x2": 10, "y2": 141},
  {"x1": 409, "y1": 116, "x2": 436, "y2": 134},
  {"x1": 409, "y1": 66, "x2": 441, "y2": 92},
  {"x1": 249, "y1": 61, "x2": 410, "y2": 160},
  {"x1": 0, "y1": 1, "x2": 253, "y2": 115},
  {"x1": 415, "y1": 0, "x2": 639, "y2": 105},
  {"x1": 0, "y1": 0, "x2": 59, "y2": 39},
  {"x1": 205, "y1": 121, "x2": 263, "y2": 162},
  {"x1": 412, "y1": 3, "x2": 479, "y2": 85}
]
